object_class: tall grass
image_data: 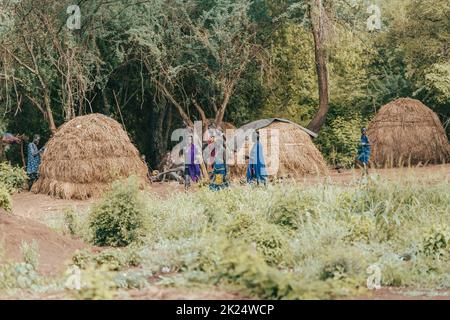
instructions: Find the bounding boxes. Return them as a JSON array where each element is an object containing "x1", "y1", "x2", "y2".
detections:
[
  {"x1": 137, "y1": 173, "x2": 449, "y2": 298},
  {"x1": 4, "y1": 173, "x2": 447, "y2": 299}
]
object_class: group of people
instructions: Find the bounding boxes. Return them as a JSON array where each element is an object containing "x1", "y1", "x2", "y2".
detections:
[
  {"x1": 182, "y1": 126, "x2": 372, "y2": 190},
  {"x1": 183, "y1": 129, "x2": 269, "y2": 191}
]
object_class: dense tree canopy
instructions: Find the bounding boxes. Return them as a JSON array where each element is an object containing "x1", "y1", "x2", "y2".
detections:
[{"x1": 0, "y1": 0, "x2": 448, "y2": 168}]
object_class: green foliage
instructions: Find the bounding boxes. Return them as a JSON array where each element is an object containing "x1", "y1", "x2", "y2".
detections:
[
  {"x1": 114, "y1": 270, "x2": 150, "y2": 290},
  {"x1": 63, "y1": 208, "x2": 79, "y2": 236},
  {"x1": 220, "y1": 211, "x2": 294, "y2": 266},
  {"x1": 74, "y1": 265, "x2": 117, "y2": 300},
  {"x1": 72, "y1": 247, "x2": 143, "y2": 272},
  {"x1": 421, "y1": 226, "x2": 450, "y2": 259},
  {"x1": 316, "y1": 116, "x2": 366, "y2": 168},
  {"x1": 0, "y1": 263, "x2": 43, "y2": 290},
  {"x1": 0, "y1": 184, "x2": 12, "y2": 213},
  {"x1": 20, "y1": 241, "x2": 40, "y2": 270},
  {"x1": 134, "y1": 173, "x2": 449, "y2": 298},
  {"x1": 0, "y1": 162, "x2": 27, "y2": 193},
  {"x1": 88, "y1": 178, "x2": 148, "y2": 247}
]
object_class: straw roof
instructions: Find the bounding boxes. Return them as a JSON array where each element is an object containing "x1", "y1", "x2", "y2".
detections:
[
  {"x1": 367, "y1": 98, "x2": 450, "y2": 167},
  {"x1": 230, "y1": 119, "x2": 327, "y2": 178},
  {"x1": 32, "y1": 114, "x2": 148, "y2": 199}
]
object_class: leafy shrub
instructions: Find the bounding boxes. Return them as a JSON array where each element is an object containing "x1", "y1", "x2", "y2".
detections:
[
  {"x1": 72, "y1": 248, "x2": 142, "y2": 271},
  {"x1": 343, "y1": 214, "x2": 376, "y2": 244},
  {"x1": 89, "y1": 178, "x2": 148, "y2": 247},
  {"x1": 0, "y1": 263, "x2": 43, "y2": 290},
  {"x1": 63, "y1": 207, "x2": 81, "y2": 236},
  {"x1": 0, "y1": 184, "x2": 12, "y2": 212},
  {"x1": 74, "y1": 265, "x2": 117, "y2": 300},
  {"x1": 316, "y1": 116, "x2": 365, "y2": 168},
  {"x1": 0, "y1": 162, "x2": 27, "y2": 193},
  {"x1": 222, "y1": 212, "x2": 293, "y2": 267},
  {"x1": 421, "y1": 226, "x2": 450, "y2": 259},
  {"x1": 210, "y1": 243, "x2": 362, "y2": 300},
  {"x1": 20, "y1": 240, "x2": 40, "y2": 270},
  {"x1": 266, "y1": 190, "x2": 318, "y2": 229},
  {"x1": 114, "y1": 270, "x2": 150, "y2": 289}
]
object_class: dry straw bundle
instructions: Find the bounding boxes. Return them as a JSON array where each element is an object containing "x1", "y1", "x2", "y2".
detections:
[
  {"x1": 230, "y1": 119, "x2": 328, "y2": 179},
  {"x1": 262, "y1": 121, "x2": 328, "y2": 178},
  {"x1": 367, "y1": 98, "x2": 450, "y2": 167},
  {"x1": 32, "y1": 114, "x2": 148, "y2": 199}
]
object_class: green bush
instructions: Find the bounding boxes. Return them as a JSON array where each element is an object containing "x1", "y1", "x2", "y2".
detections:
[
  {"x1": 114, "y1": 270, "x2": 150, "y2": 289},
  {"x1": 20, "y1": 241, "x2": 40, "y2": 270},
  {"x1": 0, "y1": 262, "x2": 43, "y2": 290},
  {"x1": 74, "y1": 265, "x2": 117, "y2": 300},
  {"x1": 266, "y1": 189, "x2": 318, "y2": 229},
  {"x1": 0, "y1": 184, "x2": 12, "y2": 212},
  {"x1": 64, "y1": 207, "x2": 80, "y2": 236},
  {"x1": 72, "y1": 248, "x2": 142, "y2": 271},
  {"x1": 316, "y1": 116, "x2": 365, "y2": 168},
  {"x1": 88, "y1": 178, "x2": 148, "y2": 247},
  {"x1": 421, "y1": 226, "x2": 450, "y2": 259},
  {"x1": 0, "y1": 162, "x2": 27, "y2": 193},
  {"x1": 222, "y1": 212, "x2": 293, "y2": 267}
]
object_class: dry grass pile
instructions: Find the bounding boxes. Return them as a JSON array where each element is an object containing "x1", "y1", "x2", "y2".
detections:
[
  {"x1": 263, "y1": 121, "x2": 328, "y2": 178},
  {"x1": 230, "y1": 120, "x2": 327, "y2": 179},
  {"x1": 32, "y1": 114, "x2": 148, "y2": 199},
  {"x1": 368, "y1": 98, "x2": 450, "y2": 167}
]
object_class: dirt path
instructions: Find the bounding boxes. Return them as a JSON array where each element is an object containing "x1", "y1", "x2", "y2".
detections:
[{"x1": 0, "y1": 213, "x2": 84, "y2": 275}]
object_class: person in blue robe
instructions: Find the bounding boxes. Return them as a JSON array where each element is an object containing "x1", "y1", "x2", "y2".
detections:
[
  {"x1": 246, "y1": 131, "x2": 268, "y2": 185},
  {"x1": 357, "y1": 128, "x2": 371, "y2": 175}
]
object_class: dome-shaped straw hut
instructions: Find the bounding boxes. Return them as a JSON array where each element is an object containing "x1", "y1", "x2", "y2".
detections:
[
  {"x1": 230, "y1": 118, "x2": 327, "y2": 179},
  {"x1": 32, "y1": 114, "x2": 148, "y2": 199},
  {"x1": 367, "y1": 98, "x2": 450, "y2": 167}
]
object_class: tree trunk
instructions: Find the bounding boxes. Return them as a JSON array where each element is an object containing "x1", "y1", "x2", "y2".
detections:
[
  {"x1": 307, "y1": 2, "x2": 330, "y2": 134},
  {"x1": 44, "y1": 93, "x2": 57, "y2": 134},
  {"x1": 214, "y1": 90, "x2": 231, "y2": 129}
]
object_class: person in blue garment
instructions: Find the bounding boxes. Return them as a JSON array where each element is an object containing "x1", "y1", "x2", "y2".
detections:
[
  {"x1": 209, "y1": 129, "x2": 229, "y2": 191},
  {"x1": 27, "y1": 134, "x2": 45, "y2": 190},
  {"x1": 246, "y1": 130, "x2": 268, "y2": 185},
  {"x1": 357, "y1": 128, "x2": 371, "y2": 175}
]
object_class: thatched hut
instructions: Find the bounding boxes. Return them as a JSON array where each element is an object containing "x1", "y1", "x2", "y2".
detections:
[
  {"x1": 367, "y1": 98, "x2": 450, "y2": 167},
  {"x1": 230, "y1": 118, "x2": 327, "y2": 179},
  {"x1": 32, "y1": 114, "x2": 148, "y2": 199}
]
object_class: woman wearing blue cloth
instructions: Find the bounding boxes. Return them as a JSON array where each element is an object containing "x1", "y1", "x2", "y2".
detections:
[
  {"x1": 209, "y1": 129, "x2": 229, "y2": 191},
  {"x1": 357, "y1": 128, "x2": 371, "y2": 175},
  {"x1": 27, "y1": 134, "x2": 45, "y2": 190},
  {"x1": 246, "y1": 130, "x2": 268, "y2": 185}
]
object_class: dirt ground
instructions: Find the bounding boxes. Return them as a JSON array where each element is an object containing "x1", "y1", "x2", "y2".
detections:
[
  {"x1": 0, "y1": 213, "x2": 84, "y2": 275},
  {"x1": 3, "y1": 164, "x2": 450, "y2": 300}
]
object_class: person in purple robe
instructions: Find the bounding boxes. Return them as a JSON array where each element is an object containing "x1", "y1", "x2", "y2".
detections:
[{"x1": 184, "y1": 135, "x2": 202, "y2": 187}]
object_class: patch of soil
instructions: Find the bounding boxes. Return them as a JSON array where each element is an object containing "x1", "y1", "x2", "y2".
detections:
[
  {"x1": 0, "y1": 212, "x2": 85, "y2": 275},
  {"x1": 11, "y1": 192, "x2": 93, "y2": 224}
]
